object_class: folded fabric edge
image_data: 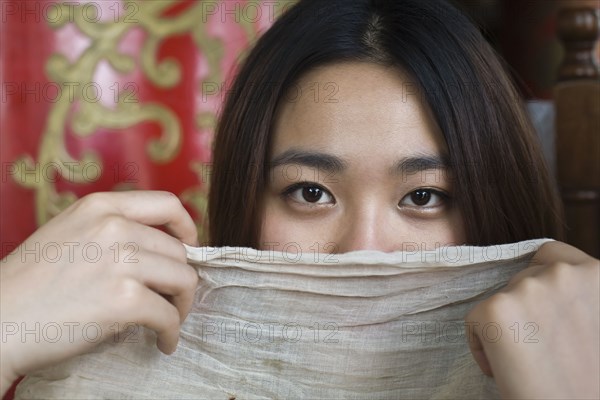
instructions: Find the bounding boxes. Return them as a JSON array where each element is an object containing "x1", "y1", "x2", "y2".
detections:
[{"x1": 185, "y1": 238, "x2": 553, "y2": 268}]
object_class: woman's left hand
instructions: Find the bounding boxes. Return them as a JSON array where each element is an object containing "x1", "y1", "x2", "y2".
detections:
[{"x1": 465, "y1": 241, "x2": 600, "y2": 399}]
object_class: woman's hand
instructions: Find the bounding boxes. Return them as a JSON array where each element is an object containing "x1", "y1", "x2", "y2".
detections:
[
  {"x1": 465, "y1": 241, "x2": 600, "y2": 399},
  {"x1": 0, "y1": 191, "x2": 199, "y2": 396}
]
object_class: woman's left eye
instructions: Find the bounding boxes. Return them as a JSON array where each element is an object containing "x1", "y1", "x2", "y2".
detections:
[{"x1": 399, "y1": 189, "x2": 448, "y2": 208}]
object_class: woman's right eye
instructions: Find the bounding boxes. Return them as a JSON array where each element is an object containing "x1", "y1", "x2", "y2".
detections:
[{"x1": 283, "y1": 183, "x2": 335, "y2": 205}]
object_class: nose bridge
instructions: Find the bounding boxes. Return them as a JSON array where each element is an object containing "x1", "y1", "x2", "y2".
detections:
[{"x1": 336, "y1": 202, "x2": 391, "y2": 253}]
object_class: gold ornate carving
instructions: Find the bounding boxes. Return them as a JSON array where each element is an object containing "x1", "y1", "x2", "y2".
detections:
[
  {"x1": 180, "y1": 161, "x2": 211, "y2": 244},
  {"x1": 12, "y1": 0, "x2": 290, "y2": 241}
]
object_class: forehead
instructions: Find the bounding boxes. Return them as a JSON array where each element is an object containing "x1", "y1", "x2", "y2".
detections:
[{"x1": 271, "y1": 62, "x2": 446, "y2": 165}]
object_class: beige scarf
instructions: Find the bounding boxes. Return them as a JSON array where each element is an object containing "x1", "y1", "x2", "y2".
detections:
[{"x1": 16, "y1": 240, "x2": 550, "y2": 399}]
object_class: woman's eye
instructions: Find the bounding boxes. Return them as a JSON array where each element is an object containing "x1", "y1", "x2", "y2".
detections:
[
  {"x1": 399, "y1": 189, "x2": 448, "y2": 208},
  {"x1": 284, "y1": 184, "x2": 335, "y2": 205}
]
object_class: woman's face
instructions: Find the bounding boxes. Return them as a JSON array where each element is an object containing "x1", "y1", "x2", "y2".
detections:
[{"x1": 260, "y1": 62, "x2": 465, "y2": 253}]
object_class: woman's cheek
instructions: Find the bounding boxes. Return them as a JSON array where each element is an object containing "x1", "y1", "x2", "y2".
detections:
[{"x1": 260, "y1": 208, "x2": 334, "y2": 253}]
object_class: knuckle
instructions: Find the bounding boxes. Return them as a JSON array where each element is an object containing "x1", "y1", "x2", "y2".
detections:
[
  {"x1": 183, "y1": 267, "x2": 199, "y2": 291},
  {"x1": 513, "y1": 275, "x2": 542, "y2": 296},
  {"x1": 72, "y1": 192, "x2": 108, "y2": 213},
  {"x1": 172, "y1": 242, "x2": 188, "y2": 263},
  {"x1": 161, "y1": 191, "x2": 182, "y2": 206},
  {"x1": 99, "y1": 215, "x2": 126, "y2": 236},
  {"x1": 479, "y1": 292, "x2": 514, "y2": 319},
  {"x1": 505, "y1": 275, "x2": 548, "y2": 300},
  {"x1": 547, "y1": 261, "x2": 572, "y2": 281},
  {"x1": 117, "y1": 278, "x2": 144, "y2": 307},
  {"x1": 172, "y1": 266, "x2": 198, "y2": 296}
]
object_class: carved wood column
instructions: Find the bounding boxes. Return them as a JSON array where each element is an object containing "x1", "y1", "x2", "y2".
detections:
[{"x1": 554, "y1": 7, "x2": 600, "y2": 257}]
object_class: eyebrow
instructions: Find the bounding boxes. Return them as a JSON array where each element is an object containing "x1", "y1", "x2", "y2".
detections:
[
  {"x1": 269, "y1": 149, "x2": 348, "y2": 174},
  {"x1": 268, "y1": 148, "x2": 449, "y2": 175},
  {"x1": 392, "y1": 154, "x2": 449, "y2": 175}
]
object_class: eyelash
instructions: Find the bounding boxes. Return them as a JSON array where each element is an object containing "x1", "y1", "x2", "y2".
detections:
[
  {"x1": 398, "y1": 188, "x2": 450, "y2": 210},
  {"x1": 282, "y1": 182, "x2": 335, "y2": 206},
  {"x1": 282, "y1": 183, "x2": 451, "y2": 210}
]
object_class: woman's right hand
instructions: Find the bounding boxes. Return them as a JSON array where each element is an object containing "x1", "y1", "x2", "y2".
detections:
[{"x1": 0, "y1": 191, "x2": 200, "y2": 396}]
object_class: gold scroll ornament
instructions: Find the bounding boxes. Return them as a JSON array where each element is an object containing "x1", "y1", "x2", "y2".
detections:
[{"x1": 11, "y1": 0, "x2": 290, "y2": 241}]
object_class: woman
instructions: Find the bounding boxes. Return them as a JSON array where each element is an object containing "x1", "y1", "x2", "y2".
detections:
[{"x1": 1, "y1": 0, "x2": 598, "y2": 398}]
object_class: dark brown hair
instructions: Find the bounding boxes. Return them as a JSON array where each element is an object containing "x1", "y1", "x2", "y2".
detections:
[{"x1": 209, "y1": 0, "x2": 564, "y2": 248}]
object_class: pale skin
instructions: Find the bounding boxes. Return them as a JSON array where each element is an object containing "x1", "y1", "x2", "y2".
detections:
[
  {"x1": 262, "y1": 63, "x2": 465, "y2": 253},
  {"x1": 0, "y1": 191, "x2": 200, "y2": 394},
  {"x1": 1, "y1": 62, "x2": 599, "y2": 399}
]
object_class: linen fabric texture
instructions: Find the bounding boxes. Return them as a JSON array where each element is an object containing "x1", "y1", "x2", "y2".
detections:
[{"x1": 16, "y1": 239, "x2": 550, "y2": 399}]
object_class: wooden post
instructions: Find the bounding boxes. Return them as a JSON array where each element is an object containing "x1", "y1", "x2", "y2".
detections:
[{"x1": 554, "y1": 7, "x2": 600, "y2": 257}]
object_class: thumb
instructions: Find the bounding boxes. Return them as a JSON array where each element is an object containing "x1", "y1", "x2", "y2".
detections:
[{"x1": 468, "y1": 332, "x2": 494, "y2": 377}]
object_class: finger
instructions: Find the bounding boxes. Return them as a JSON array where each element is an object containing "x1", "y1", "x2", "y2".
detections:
[
  {"x1": 115, "y1": 220, "x2": 189, "y2": 263},
  {"x1": 134, "y1": 290, "x2": 182, "y2": 354},
  {"x1": 84, "y1": 191, "x2": 199, "y2": 246},
  {"x1": 473, "y1": 351, "x2": 493, "y2": 377},
  {"x1": 504, "y1": 241, "x2": 596, "y2": 289},
  {"x1": 465, "y1": 310, "x2": 494, "y2": 377},
  {"x1": 529, "y1": 241, "x2": 595, "y2": 267},
  {"x1": 504, "y1": 264, "x2": 545, "y2": 290},
  {"x1": 469, "y1": 334, "x2": 493, "y2": 377},
  {"x1": 134, "y1": 251, "x2": 199, "y2": 322},
  {"x1": 117, "y1": 191, "x2": 198, "y2": 246}
]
